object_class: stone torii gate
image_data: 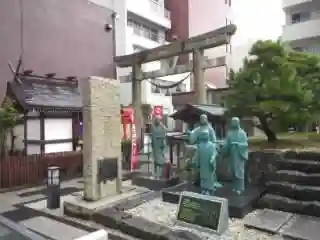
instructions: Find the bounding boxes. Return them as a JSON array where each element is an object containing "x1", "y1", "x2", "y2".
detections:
[{"x1": 114, "y1": 24, "x2": 237, "y2": 139}]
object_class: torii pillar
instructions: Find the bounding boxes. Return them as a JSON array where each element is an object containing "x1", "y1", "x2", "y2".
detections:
[
  {"x1": 132, "y1": 62, "x2": 143, "y2": 143},
  {"x1": 193, "y1": 49, "x2": 206, "y2": 104}
]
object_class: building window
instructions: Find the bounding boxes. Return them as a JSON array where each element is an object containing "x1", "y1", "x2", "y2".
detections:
[
  {"x1": 226, "y1": 44, "x2": 232, "y2": 53},
  {"x1": 127, "y1": 19, "x2": 162, "y2": 43},
  {"x1": 150, "y1": 29, "x2": 158, "y2": 41},
  {"x1": 291, "y1": 12, "x2": 310, "y2": 24}
]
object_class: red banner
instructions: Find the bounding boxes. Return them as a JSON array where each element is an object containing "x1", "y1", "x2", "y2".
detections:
[
  {"x1": 152, "y1": 105, "x2": 164, "y2": 119},
  {"x1": 126, "y1": 107, "x2": 139, "y2": 171}
]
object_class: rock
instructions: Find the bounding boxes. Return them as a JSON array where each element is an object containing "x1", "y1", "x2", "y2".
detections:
[
  {"x1": 92, "y1": 208, "x2": 131, "y2": 230},
  {"x1": 266, "y1": 181, "x2": 320, "y2": 201},
  {"x1": 119, "y1": 216, "x2": 170, "y2": 240},
  {"x1": 259, "y1": 194, "x2": 320, "y2": 217},
  {"x1": 114, "y1": 191, "x2": 159, "y2": 211},
  {"x1": 172, "y1": 229, "x2": 204, "y2": 240},
  {"x1": 274, "y1": 170, "x2": 320, "y2": 186}
]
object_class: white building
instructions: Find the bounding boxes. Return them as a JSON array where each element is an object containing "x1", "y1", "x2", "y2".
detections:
[
  {"x1": 282, "y1": 0, "x2": 320, "y2": 53},
  {"x1": 89, "y1": 0, "x2": 190, "y2": 130}
]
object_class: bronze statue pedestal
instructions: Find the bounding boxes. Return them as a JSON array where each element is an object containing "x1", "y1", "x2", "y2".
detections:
[{"x1": 162, "y1": 181, "x2": 266, "y2": 218}]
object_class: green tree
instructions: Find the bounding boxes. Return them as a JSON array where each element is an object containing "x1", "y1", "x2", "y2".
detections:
[
  {"x1": 226, "y1": 40, "x2": 318, "y2": 142},
  {"x1": 0, "y1": 102, "x2": 20, "y2": 158}
]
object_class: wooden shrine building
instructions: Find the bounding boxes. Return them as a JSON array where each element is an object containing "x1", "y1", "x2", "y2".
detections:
[
  {"x1": 170, "y1": 104, "x2": 227, "y2": 139},
  {"x1": 4, "y1": 71, "x2": 82, "y2": 155}
]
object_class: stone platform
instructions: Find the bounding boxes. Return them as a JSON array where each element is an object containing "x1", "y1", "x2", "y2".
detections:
[
  {"x1": 162, "y1": 182, "x2": 266, "y2": 218},
  {"x1": 63, "y1": 185, "x2": 149, "y2": 220},
  {"x1": 132, "y1": 174, "x2": 180, "y2": 191}
]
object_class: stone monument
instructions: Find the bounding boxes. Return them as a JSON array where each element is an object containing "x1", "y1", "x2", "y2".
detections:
[{"x1": 82, "y1": 76, "x2": 122, "y2": 201}]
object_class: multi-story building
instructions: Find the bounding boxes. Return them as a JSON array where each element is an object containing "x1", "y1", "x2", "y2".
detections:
[
  {"x1": 282, "y1": 0, "x2": 320, "y2": 53},
  {"x1": 0, "y1": 0, "x2": 116, "y2": 102},
  {"x1": 92, "y1": 0, "x2": 232, "y2": 129},
  {"x1": 91, "y1": 0, "x2": 190, "y2": 130}
]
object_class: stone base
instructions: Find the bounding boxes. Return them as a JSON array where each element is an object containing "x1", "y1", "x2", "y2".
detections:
[
  {"x1": 162, "y1": 181, "x2": 266, "y2": 218},
  {"x1": 132, "y1": 175, "x2": 180, "y2": 191},
  {"x1": 63, "y1": 186, "x2": 148, "y2": 220}
]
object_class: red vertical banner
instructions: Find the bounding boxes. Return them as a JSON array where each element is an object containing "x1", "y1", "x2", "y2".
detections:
[
  {"x1": 152, "y1": 105, "x2": 164, "y2": 119},
  {"x1": 127, "y1": 107, "x2": 139, "y2": 171}
]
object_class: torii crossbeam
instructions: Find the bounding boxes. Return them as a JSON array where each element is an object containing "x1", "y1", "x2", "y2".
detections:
[{"x1": 114, "y1": 24, "x2": 237, "y2": 140}]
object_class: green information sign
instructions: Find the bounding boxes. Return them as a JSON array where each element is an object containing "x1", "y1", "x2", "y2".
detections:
[{"x1": 176, "y1": 191, "x2": 229, "y2": 234}]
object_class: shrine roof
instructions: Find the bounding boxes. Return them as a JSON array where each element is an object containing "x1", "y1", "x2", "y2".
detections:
[
  {"x1": 7, "y1": 74, "x2": 82, "y2": 112},
  {"x1": 170, "y1": 104, "x2": 226, "y2": 122}
]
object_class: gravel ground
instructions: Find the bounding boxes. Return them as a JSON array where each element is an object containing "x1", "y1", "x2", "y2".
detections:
[{"x1": 126, "y1": 198, "x2": 284, "y2": 240}]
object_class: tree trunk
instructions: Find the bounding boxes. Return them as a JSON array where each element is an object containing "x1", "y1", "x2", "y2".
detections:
[{"x1": 258, "y1": 116, "x2": 277, "y2": 142}]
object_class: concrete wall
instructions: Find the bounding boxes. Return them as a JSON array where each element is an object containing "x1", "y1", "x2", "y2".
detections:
[{"x1": 0, "y1": 0, "x2": 115, "y2": 102}]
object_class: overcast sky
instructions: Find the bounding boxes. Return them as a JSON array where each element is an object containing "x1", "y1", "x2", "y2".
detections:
[{"x1": 232, "y1": 0, "x2": 285, "y2": 46}]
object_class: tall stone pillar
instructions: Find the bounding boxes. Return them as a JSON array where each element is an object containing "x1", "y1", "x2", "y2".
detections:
[
  {"x1": 132, "y1": 63, "x2": 143, "y2": 143},
  {"x1": 193, "y1": 49, "x2": 206, "y2": 104},
  {"x1": 82, "y1": 77, "x2": 122, "y2": 201}
]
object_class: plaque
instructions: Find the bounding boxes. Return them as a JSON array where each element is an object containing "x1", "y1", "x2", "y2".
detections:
[
  {"x1": 176, "y1": 191, "x2": 229, "y2": 235},
  {"x1": 98, "y1": 157, "x2": 118, "y2": 182}
]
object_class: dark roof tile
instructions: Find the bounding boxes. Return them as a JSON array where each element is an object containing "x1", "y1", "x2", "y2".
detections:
[{"x1": 9, "y1": 76, "x2": 82, "y2": 111}]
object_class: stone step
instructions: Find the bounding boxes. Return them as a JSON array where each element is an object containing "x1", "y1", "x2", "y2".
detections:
[
  {"x1": 274, "y1": 170, "x2": 320, "y2": 186},
  {"x1": 277, "y1": 159, "x2": 320, "y2": 173},
  {"x1": 259, "y1": 194, "x2": 320, "y2": 218},
  {"x1": 284, "y1": 151, "x2": 320, "y2": 161},
  {"x1": 266, "y1": 181, "x2": 320, "y2": 201}
]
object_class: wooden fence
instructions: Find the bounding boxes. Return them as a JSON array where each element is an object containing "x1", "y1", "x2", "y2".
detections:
[{"x1": 0, "y1": 152, "x2": 83, "y2": 189}]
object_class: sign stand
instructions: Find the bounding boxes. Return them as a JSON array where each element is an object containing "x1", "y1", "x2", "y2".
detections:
[{"x1": 175, "y1": 191, "x2": 229, "y2": 235}]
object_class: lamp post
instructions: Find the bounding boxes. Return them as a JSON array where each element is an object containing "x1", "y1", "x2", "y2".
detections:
[{"x1": 47, "y1": 166, "x2": 60, "y2": 209}]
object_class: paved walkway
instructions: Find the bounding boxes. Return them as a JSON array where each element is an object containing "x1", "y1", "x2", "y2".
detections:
[
  {"x1": 0, "y1": 178, "x2": 91, "y2": 239},
  {"x1": 0, "y1": 178, "x2": 143, "y2": 240},
  {"x1": 0, "y1": 155, "x2": 178, "y2": 239}
]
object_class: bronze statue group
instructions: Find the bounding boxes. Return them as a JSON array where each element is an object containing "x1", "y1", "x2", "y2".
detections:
[{"x1": 150, "y1": 114, "x2": 249, "y2": 196}]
